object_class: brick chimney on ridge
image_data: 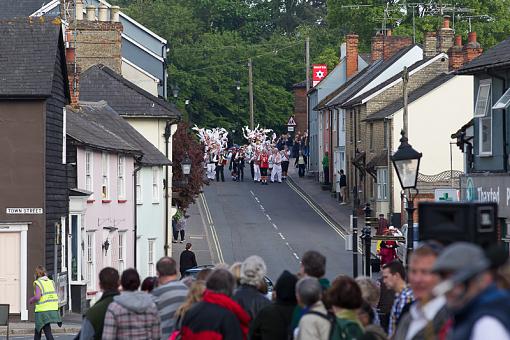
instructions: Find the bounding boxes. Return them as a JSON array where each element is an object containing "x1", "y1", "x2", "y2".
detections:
[
  {"x1": 437, "y1": 16, "x2": 454, "y2": 53},
  {"x1": 346, "y1": 34, "x2": 359, "y2": 79},
  {"x1": 371, "y1": 29, "x2": 413, "y2": 61},
  {"x1": 464, "y1": 32, "x2": 483, "y2": 64},
  {"x1": 448, "y1": 35, "x2": 464, "y2": 70}
]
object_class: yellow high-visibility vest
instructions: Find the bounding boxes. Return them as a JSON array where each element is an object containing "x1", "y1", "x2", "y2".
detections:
[{"x1": 34, "y1": 278, "x2": 59, "y2": 312}]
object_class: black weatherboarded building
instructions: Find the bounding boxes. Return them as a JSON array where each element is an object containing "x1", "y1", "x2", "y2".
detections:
[{"x1": 0, "y1": 18, "x2": 70, "y2": 320}]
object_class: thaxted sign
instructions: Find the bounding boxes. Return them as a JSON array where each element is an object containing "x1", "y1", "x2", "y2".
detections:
[
  {"x1": 461, "y1": 174, "x2": 510, "y2": 218},
  {"x1": 6, "y1": 208, "x2": 43, "y2": 214},
  {"x1": 312, "y1": 64, "x2": 328, "y2": 87}
]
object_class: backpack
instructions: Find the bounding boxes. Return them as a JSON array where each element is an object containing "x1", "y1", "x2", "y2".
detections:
[{"x1": 306, "y1": 311, "x2": 364, "y2": 340}]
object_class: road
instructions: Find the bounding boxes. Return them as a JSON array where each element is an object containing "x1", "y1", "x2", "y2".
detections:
[{"x1": 197, "y1": 177, "x2": 353, "y2": 281}]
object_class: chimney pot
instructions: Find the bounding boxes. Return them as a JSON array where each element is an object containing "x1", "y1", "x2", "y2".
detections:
[
  {"x1": 455, "y1": 35, "x2": 462, "y2": 47},
  {"x1": 75, "y1": 0, "x2": 83, "y2": 20},
  {"x1": 85, "y1": 5, "x2": 95, "y2": 21},
  {"x1": 443, "y1": 16, "x2": 451, "y2": 29},
  {"x1": 111, "y1": 6, "x2": 120, "y2": 22},
  {"x1": 98, "y1": 3, "x2": 108, "y2": 22}
]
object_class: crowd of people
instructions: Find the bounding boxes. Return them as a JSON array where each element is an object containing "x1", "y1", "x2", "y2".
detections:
[{"x1": 29, "y1": 238, "x2": 510, "y2": 340}]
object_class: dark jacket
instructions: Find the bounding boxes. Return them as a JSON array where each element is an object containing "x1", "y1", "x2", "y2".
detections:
[
  {"x1": 179, "y1": 249, "x2": 197, "y2": 275},
  {"x1": 451, "y1": 285, "x2": 510, "y2": 340},
  {"x1": 233, "y1": 284, "x2": 271, "y2": 320},
  {"x1": 181, "y1": 301, "x2": 244, "y2": 340},
  {"x1": 250, "y1": 302, "x2": 296, "y2": 340},
  {"x1": 78, "y1": 290, "x2": 119, "y2": 340}
]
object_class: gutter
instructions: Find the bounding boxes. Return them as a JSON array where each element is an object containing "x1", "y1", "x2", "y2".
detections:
[
  {"x1": 133, "y1": 161, "x2": 143, "y2": 269},
  {"x1": 487, "y1": 70, "x2": 508, "y2": 172}
]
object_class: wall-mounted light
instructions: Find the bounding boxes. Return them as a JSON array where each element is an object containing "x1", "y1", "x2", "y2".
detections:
[{"x1": 102, "y1": 239, "x2": 110, "y2": 254}]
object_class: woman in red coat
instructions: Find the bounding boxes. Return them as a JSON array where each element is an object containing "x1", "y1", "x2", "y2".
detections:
[
  {"x1": 378, "y1": 229, "x2": 398, "y2": 266},
  {"x1": 259, "y1": 149, "x2": 269, "y2": 185}
]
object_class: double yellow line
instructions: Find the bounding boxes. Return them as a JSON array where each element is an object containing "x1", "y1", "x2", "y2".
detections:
[
  {"x1": 200, "y1": 192, "x2": 225, "y2": 263},
  {"x1": 286, "y1": 180, "x2": 346, "y2": 240}
]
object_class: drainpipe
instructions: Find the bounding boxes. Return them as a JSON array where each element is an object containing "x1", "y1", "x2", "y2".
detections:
[
  {"x1": 487, "y1": 70, "x2": 508, "y2": 172},
  {"x1": 162, "y1": 45, "x2": 168, "y2": 99},
  {"x1": 133, "y1": 161, "x2": 142, "y2": 269},
  {"x1": 163, "y1": 121, "x2": 172, "y2": 256}
]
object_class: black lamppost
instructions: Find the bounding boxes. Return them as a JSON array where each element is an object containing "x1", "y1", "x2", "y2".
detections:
[
  {"x1": 391, "y1": 130, "x2": 422, "y2": 261},
  {"x1": 181, "y1": 153, "x2": 192, "y2": 176},
  {"x1": 172, "y1": 83, "x2": 180, "y2": 99}
]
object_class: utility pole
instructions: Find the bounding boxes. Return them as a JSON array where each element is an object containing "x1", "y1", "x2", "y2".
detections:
[
  {"x1": 305, "y1": 37, "x2": 310, "y2": 170},
  {"x1": 248, "y1": 58, "x2": 254, "y2": 129},
  {"x1": 402, "y1": 66, "x2": 409, "y2": 136}
]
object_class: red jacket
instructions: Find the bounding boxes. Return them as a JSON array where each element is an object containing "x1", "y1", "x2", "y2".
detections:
[{"x1": 260, "y1": 155, "x2": 269, "y2": 169}]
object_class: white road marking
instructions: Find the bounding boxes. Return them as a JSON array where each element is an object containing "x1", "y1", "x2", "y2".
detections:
[
  {"x1": 200, "y1": 193, "x2": 225, "y2": 263},
  {"x1": 260, "y1": 204, "x2": 265, "y2": 210},
  {"x1": 272, "y1": 223, "x2": 278, "y2": 230},
  {"x1": 293, "y1": 252, "x2": 300, "y2": 260},
  {"x1": 266, "y1": 214, "x2": 272, "y2": 221},
  {"x1": 278, "y1": 232, "x2": 285, "y2": 240}
]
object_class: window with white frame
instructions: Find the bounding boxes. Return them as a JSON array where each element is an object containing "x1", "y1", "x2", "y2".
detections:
[
  {"x1": 117, "y1": 155, "x2": 125, "y2": 199},
  {"x1": 152, "y1": 167, "x2": 160, "y2": 203},
  {"x1": 148, "y1": 239, "x2": 156, "y2": 276},
  {"x1": 474, "y1": 80, "x2": 492, "y2": 117},
  {"x1": 118, "y1": 232, "x2": 126, "y2": 273},
  {"x1": 60, "y1": 217, "x2": 67, "y2": 272},
  {"x1": 85, "y1": 151, "x2": 93, "y2": 195},
  {"x1": 377, "y1": 167, "x2": 388, "y2": 201},
  {"x1": 333, "y1": 110, "x2": 337, "y2": 132},
  {"x1": 101, "y1": 152, "x2": 109, "y2": 199},
  {"x1": 136, "y1": 171, "x2": 142, "y2": 204},
  {"x1": 86, "y1": 232, "x2": 95, "y2": 290},
  {"x1": 477, "y1": 80, "x2": 492, "y2": 155}
]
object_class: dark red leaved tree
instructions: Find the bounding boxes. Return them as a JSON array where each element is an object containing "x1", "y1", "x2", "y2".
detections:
[{"x1": 172, "y1": 122, "x2": 207, "y2": 210}]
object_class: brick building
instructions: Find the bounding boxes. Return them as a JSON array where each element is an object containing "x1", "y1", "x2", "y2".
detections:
[{"x1": 291, "y1": 81, "x2": 308, "y2": 134}]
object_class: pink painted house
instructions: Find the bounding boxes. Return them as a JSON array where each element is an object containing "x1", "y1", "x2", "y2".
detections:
[{"x1": 67, "y1": 102, "x2": 141, "y2": 300}]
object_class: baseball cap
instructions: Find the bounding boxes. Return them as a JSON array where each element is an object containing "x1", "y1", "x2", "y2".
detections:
[{"x1": 432, "y1": 242, "x2": 490, "y2": 284}]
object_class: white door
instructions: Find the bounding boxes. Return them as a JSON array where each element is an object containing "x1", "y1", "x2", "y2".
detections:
[{"x1": 0, "y1": 232, "x2": 21, "y2": 313}]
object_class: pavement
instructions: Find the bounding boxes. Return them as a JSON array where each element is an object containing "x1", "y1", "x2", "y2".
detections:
[{"x1": 1, "y1": 312, "x2": 81, "y2": 337}]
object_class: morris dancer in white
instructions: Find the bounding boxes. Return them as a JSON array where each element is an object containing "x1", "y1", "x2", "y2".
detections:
[
  {"x1": 253, "y1": 148, "x2": 261, "y2": 182},
  {"x1": 271, "y1": 148, "x2": 282, "y2": 183},
  {"x1": 206, "y1": 149, "x2": 217, "y2": 180}
]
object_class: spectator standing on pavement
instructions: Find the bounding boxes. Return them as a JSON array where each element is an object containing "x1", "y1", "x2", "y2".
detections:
[
  {"x1": 356, "y1": 276, "x2": 381, "y2": 326},
  {"x1": 151, "y1": 257, "x2": 188, "y2": 339},
  {"x1": 79, "y1": 267, "x2": 120, "y2": 340},
  {"x1": 432, "y1": 242, "x2": 510, "y2": 340},
  {"x1": 327, "y1": 275, "x2": 365, "y2": 339},
  {"x1": 292, "y1": 137, "x2": 300, "y2": 158},
  {"x1": 250, "y1": 270, "x2": 298, "y2": 340},
  {"x1": 358, "y1": 301, "x2": 388, "y2": 340},
  {"x1": 180, "y1": 268, "x2": 250, "y2": 339},
  {"x1": 382, "y1": 260, "x2": 414, "y2": 338},
  {"x1": 180, "y1": 243, "x2": 198, "y2": 278},
  {"x1": 322, "y1": 152, "x2": 330, "y2": 184},
  {"x1": 339, "y1": 169, "x2": 348, "y2": 204},
  {"x1": 295, "y1": 277, "x2": 331, "y2": 340},
  {"x1": 173, "y1": 280, "x2": 206, "y2": 333},
  {"x1": 102, "y1": 268, "x2": 160, "y2": 340},
  {"x1": 295, "y1": 150, "x2": 307, "y2": 177},
  {"x1": 172, "y1": 209, "x2": 186, "y2": 243},
  {"x1": 30, "y1": 265, "x2": 62, "y2": 340},
  {"x1": 377, "y1": 214, "x2": 389, "y2": 236},
  {"x1": 378, "y1": 229, "x2": 398, "y2": 266},
  {"x1": 141, "y1": 276, "x2": 157, "y2": 292},
  {"x1": 233, "y1": 255, "x2": 271, "y2": 320},
  {"x1": 394, "y1": 242, "x2": 449, "y2": 340}
]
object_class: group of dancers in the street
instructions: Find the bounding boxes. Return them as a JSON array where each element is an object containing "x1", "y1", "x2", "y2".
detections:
[{"x1": 194, "y1": 125, "x2": 307, "y2": 185}]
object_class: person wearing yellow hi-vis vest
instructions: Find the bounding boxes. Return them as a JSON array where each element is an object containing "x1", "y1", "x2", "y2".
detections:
[{"x1": 29, "y1": 265, "x2": 62, "y2": 340}]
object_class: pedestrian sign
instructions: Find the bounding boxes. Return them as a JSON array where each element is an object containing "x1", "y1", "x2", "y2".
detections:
[{"x1": 287, "y1": 116, "x2": 296, "y2": 126}]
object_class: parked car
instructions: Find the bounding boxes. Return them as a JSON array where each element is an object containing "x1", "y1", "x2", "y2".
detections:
[
  {"x1": 184, "y1": 265, "x2": 274, "y2": 300},
  {"x1": 397, "y1": 223, "x2": 419, "y2": 262}
]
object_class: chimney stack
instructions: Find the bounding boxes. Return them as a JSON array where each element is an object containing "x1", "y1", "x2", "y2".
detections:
[
  {"x1": 371, "y1": 30, "x2": 413, "y2": 61},
  {"x1": 98, "y1": 3, "x2": 108, "y2": 22},
  {"x1": 75, "y1": 0, "x2": 83, "y2": 20},
  {"x1": 86, "y1": 5, "x2": 95, "y2": 21},
  {"x1": 346, "y1": 34, "x2": 359, "y2": 79},
  {"x1": 448, "y1": 35, "x2": 464, "y2": 70},
  {"x1": 424, "y1": 32, "x2": 437, "y2": 57},
  {"x1": 111, "y1": 6, "x2": 120, "y2": 22},
  {"x1": 437, "y1": 16, "x2": 454, "y2": 53},
  {"x1": 464, "y1": 32, "x2": 483, "y2": 64}
]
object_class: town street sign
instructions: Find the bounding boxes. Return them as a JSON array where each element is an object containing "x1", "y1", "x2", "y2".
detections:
[{"x1": 6, "y1": 208, "x2": 44, "y2": 214}]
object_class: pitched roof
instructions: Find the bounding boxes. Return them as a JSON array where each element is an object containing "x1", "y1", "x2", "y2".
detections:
[
  {"x1": 80, "y1": 64, "x2": 181, "y2": 119},
  {"x1": 457, "y1": 37, "x2": 510, "y2": 74},
  {"x1": 325, "y1": 45, "x2": 418, "y2": 108},
  {"x1": 365, "y1": 73, "x2": 455, "y2": 121},
  {"x1": 0, "y1": 0, "x2": 47, "y2": 19},
  {"x1": 342, "y1": 56, "x2": 436, "y2": 108},
  {"x1": 67, "y1": 104, "x2": 140, "y2": 154},
  {"x1": 0, "y1": 17, "x2": 65, "y2": 98},
  {"x1": 70, "y1": 101, "x2": 171, "y2": 165}
]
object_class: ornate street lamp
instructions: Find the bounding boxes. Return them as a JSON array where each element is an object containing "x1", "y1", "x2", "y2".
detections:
[
  {"x1": 236, "y1": 80, "x2": 241, "y2": 91},
  {"x1": 391, "y1": 129, "x2": 422, "y2": 261},
  {"x1": 172, "y1": 84, "x2": 180, "y2": 99},
  {"x1": 181, "y1": 153, "x2": 192, "y2": 176}
]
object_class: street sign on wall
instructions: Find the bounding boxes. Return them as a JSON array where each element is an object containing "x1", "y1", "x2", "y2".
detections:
[
  {"x1": 434, "y1": 189, "x2": 459, "y2": 202},
  {"x1": 312, "y1": 64, "x2": 328, "y2": 87}
]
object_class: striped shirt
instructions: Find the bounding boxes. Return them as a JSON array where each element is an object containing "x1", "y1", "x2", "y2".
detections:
[
  {"x1": 151, "y1": 280, "x2": 188, "y2": 339},
  {"x1": 388, "y1": 285, "x2": 414, "y2": 337}
]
